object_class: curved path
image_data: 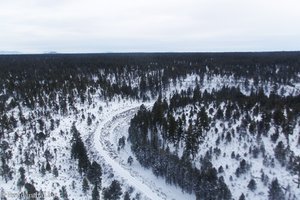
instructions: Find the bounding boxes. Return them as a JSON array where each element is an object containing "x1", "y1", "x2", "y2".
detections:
[
  {"x1": 85, "y1": 105, "x2": 167, "y2": 200},
  {"x1": 85, "y1": 104, "x2": 194, "y2": 200}
]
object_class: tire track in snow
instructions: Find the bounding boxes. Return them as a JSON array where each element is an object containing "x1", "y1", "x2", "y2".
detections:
[{"x1": 87, "y1": 105, "x2": 169, "y2": 200}]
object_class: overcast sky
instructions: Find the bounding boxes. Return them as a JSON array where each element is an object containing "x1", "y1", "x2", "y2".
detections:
[{"x1": 1, "y1": 0, "x2": 300, "y2": 53}]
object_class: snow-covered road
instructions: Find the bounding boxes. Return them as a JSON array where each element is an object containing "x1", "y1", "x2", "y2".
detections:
[{"x1": 85, "y1": 103, "x2": 194, "y2": 200}]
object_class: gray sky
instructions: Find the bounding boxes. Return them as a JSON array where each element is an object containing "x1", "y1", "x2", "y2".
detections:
[{"x1": 1, "y1": 0, "x2": 300, "y2": 53}]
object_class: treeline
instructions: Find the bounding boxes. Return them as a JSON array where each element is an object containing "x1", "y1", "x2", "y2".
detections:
[{"x1": 1, "y1": 52, "x2": 299, "y2": 114}]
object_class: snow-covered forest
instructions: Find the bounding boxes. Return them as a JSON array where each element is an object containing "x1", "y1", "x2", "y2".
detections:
[{"x1": 0, "y1": 52, "x2": 300, "y2": 200}]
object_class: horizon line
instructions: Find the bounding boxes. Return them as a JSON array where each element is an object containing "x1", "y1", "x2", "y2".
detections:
[{"x1": 1, "y1": 50, "x2": 300, "y2": 55}]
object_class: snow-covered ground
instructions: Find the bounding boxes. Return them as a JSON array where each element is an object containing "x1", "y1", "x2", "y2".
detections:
[
  {"x1": 1, "y1": 72, "x2": 299, "y2": 200},
  {"x1": 78, "y1": 100, "x2": 195, "y2": 200}
]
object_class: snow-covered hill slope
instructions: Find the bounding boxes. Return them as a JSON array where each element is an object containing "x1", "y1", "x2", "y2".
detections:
[
  {"x1": 0, "y1": 75, "x2": 203, "y2": 200},
  {"x1": 128, "y1": 85, "x2": 300, "y2": 200},
  {"x1": 0, "y1": 53, "x2": 300, "y2": 200}
]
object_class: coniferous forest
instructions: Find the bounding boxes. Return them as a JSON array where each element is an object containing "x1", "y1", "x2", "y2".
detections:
[{"x1": 0, "y1": 52, "x2": 300, "y2": 200}]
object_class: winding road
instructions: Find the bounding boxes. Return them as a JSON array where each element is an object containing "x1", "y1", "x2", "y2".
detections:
[{"x1": 85, "y1": 104, "x2": 194, "y2": 200}]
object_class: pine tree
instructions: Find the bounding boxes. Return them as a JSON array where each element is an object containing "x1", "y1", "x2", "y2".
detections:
[
  {"x1": 44, "y1": 149, "x2": 53, "y2": 162},
  {"x1": 103, "y1": 180, "x2": 122, "y2": 200},
  {"x1": 225, "y1": 132, "x2": 232, "y2": 143},
  {"x1": 271, "y1": 129, "x2": 279, "y2": 143},
  {"x1": 59, "y1": 186, "x2": 69, "y2": 200},
  {"x1": 274, "y1": 141, "x2": 286, "y2": 165},
  {"x1": 82, "y1": 177, "x2": 89, "y2": 194},
  {"x1": 184, "y1": 123, "x2": 198, "y2": 159},
  {"x1": 195, "y1": 107, "x2": 209, "y2": 138},
  {"x1": 248, "y1": 179, "x2": 257, "y2": 191},
  {"x1": 87, "y1": 115, "x2": 92, "y2": 126},
  {"x1": 71, "y1": 124, "x2": 90, "y2": 174},
  {"x1": 17, "y1": 167, "x2": 26, "y2": 188},
  {"x1": 123, "y1": 191, "x2": 130, "y2": 200},
  {"x1": 225, "y1": 106, "x2": 232, "y2": 121},
  {"x1": 25, "y1": 183, "x2": 36, "y2": 197},
  {"x1": 268, "y1": 179, "x2": 284, "y2": 200},
  {"x1": 217, "y1": 176, "x2": 232, "y2": 200},
  {"x1": 239, "y1": 193, "x2": 246, "y2": 200},
  {"x1": 40, "y1": 163, "x2": 46, "y2": 176},
  {"x1": 46, "y1": 161, "x2": 51, "y2": 172},
  {"x1": 193, "y1": 84, "x2": 201, "y2": 101},
  {"x1": 9, "y1": 114, "x2": 17, "y2": 128},
  {"x1": 0, "y1": 114, "x2": 8, "y2": 131},
  {"x1": 1, "y1": 157, "x2": 12, "y2": 183},
  {"x1": 215, "y1": 108, "x2": 224, "y2": 120},
  {"x1": 293, "y1": 156, "x2": 300, "y2": 188},
  {"x1": 127, "y1": 156, "x2": 133, "y2": 166},
  {"x1": 249, "y1": 121, "x2": 256, "y2": 135},
  {"x1": 92, "y1": 183, "x2": 100, "y2": 200},
  {"x1": 167, "y1": 114, "x2": 177, "y2": 141},
  {"x1": 218, "y1": 166, "x2": 224, "y2": 173},
  {"x1": 39, "y1": 189, "x2": 45, "y2": 200},
  {"x1": 273, "y1": 109, "x2": 285, "y2": 126},
  {"x1": 87, "y1": 161, "x2": 102, "y2": 186},
  {"x1": 53, "y1": 165, "x2": 59, "y2": 177}
]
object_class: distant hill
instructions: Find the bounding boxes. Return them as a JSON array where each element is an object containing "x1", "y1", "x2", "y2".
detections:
[
  {"x1": 44, "y1": 51, "x2": 59, "y2": 54},
  {"x1": 0, "y1": 51, "x2": 21, "y2": 54}
]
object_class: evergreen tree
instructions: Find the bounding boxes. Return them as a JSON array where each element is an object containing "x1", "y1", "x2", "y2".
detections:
[
  {"x1": 71, "y1": 124, "x2": 90, "y2": 174},
  {"x1": 217, "y1": 176, "x2": 232, "y2": 200},
  {"x1": 215, "y1": 108, "x2": 224, "y2": 120},
  {"x1": 225, "y1": 132, "x2": 232, "y2": 143},
  {"x1": 25, "y1": 183, "x2": 37, "y2": 197},
  {"x1": 82, "y1": 177, "x2": 90, "y2": 194},
  {"x1": 193, "y1": 85, "x2": 201, "y2": 101},
  {"x1": 44, "y1": 149, "x2": 53, "y2": 162},
  {"x1": 17, "y1": 167, "x2": 26, "y2": 188},
  {"x1": 274, "y1": 141, "x2": 286, "y2": 165},
  {"x1": 123, "y1": 191, "x2": 130, "y2": 200},
  {"x1": 87, "y1": 115, "x2": 92, "y2": 126},
  {"x1": 103, "y1": 180, "x2": 122, "y2": 200},
  {"x1": 271, "y1": 129, "x2": 279, "y2": 143},
  {"x1": 59, "y1": 186, "x2": 69, "y2": 200},
  {"x1": 292, "y1": 156, "x2": 300, "y2": 188},
  {"x1": 239, "y1": 193, "x2": 246, "y2": 200},
  {"x1": 92, "y1": 183, "x2": 100, "y2": 200},
  {"x1": 53, "y1": 165, "x2": 59, "y2": 177},
  {"x1": 87, "y1": 161, "x2": 102, "y2": 186},
  {"x1": 198, "y1": 107, "x2": 209, "y2": 131},
  {"x1": 1, "y1": 157, "x2": 12, "y2": 183},
  {"x1": 184, "y1": 123, "x2": 198, "y2": 159},
  {"x1": 268, "y1": 179, "x2": 284, "y2": 200},
  {"x1": 273, "y1": 110, "x2": 285, "y2": 126},
  {"x1": 39, "y1": 190, "x2": 45, "y2": 200},
  {"x1": 46, "y1": 161, "x2": 51, "y2": 172},
  {"x1": 196, "y1": 162, "x2": 221, "y2": 200},
  {"x1": 248, "y1": 179, "x2": 257, "y2": 191},
  {"x1": 40, "y1": 163, "x2": 46, "y2": 176},
  {"x1": 127, "y1": 156, "x2": 133, "y2": 166},
  {"x1": 9, "y1": 114, "x2": 17, "y2": 128},
  {"x1": 167, "y1": 114, "x2": 177, "y2": 141}
]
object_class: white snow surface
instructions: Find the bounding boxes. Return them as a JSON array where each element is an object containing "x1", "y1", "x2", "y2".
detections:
[
  {"x1": 79, "y1": 102, "x2": 194, "y2": 200},
  {"x1": 1, "y1": 73, "x2": 300, "y2": 200}
]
